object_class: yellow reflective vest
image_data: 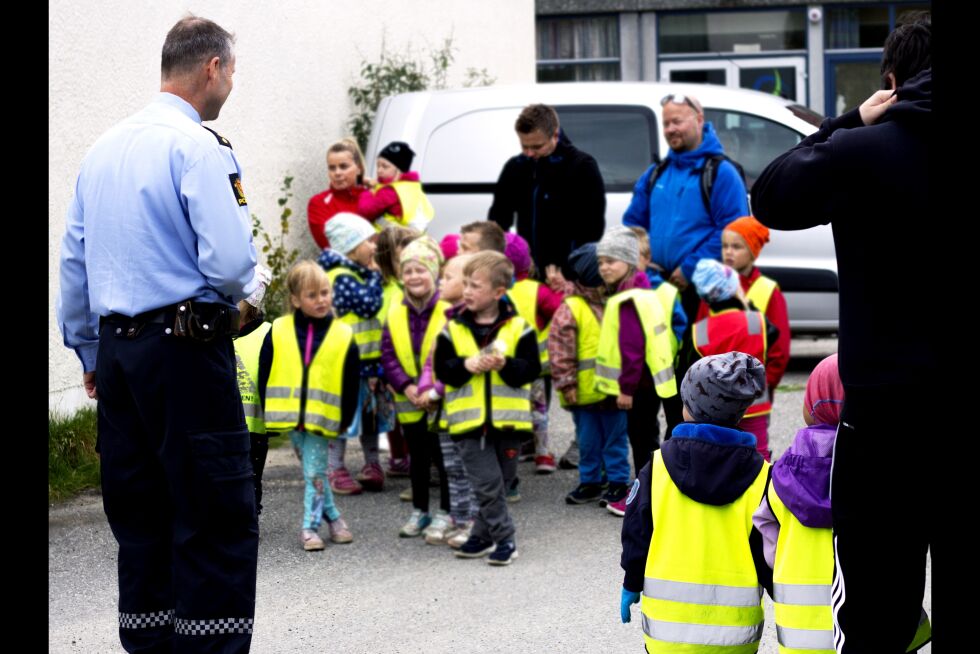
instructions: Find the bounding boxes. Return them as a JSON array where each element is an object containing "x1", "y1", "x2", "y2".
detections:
[
  {"x1": 263, "y1": 314, "x2": 354, "y2": 438},
  {"x1": 443, "y1": 316, "x2": 534, "y2": 434},
  {"x1": 326, "y1": 267, "x2": 382, "y2": 361},
  {"x1": 373, "y1": 180, "x2": 434, "y2": 233},
  {"x1": 596, "y1": 288, "x2": 677, "y2": 399},
  {"x1": 233, "y1": 321, "x2": 272, "y2": 434},
  {"x1": 653, "y1": 282, "x2": 681, "y2": 358},
  {"x1": 745, "y1": 274, "x2": 778, "y2": 315},
  {"x1": 507, "y1": 279, "x2": 550, "y2": 375},
  {"x1": 767, "y1": 481, "x2": 932, "y2": 654},
  {"x1": 387, "y1": 299, "x2": 450, "y2": 424},
  {"x1": 557, "y1": 295, "x2": 606, "y2": 408},
  {"x1": 642, "y1": 450, "x2": 770, "y2": 654}
]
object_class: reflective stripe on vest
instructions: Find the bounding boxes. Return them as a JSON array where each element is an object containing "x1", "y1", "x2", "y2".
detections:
[
  {"x1": 374, "y1": 180, "x2": 434, "y2": 233},
  {"x1": 443, "y1": 317, "x2": 533, "y2": 434},
  {"x1": 595, "y1": 289, "x2": 677, "y2": 399},
  {"x1": 746, "y1": 275, "x2": 778, "y2": 315},
  {"x1": 558, "y1": 295, "x2": 606, "y2": 407},
  {"x1": 326, "y1": 267, "x2": 383, "y2": 361},
  {"x1": 264, "y1": 314, "x2": 353, "y2": 437},
  {"x1": 233, "y1": 321, "x2": 272, "y2": 434},
  {"x1": 507, "y1": 279, "x2": 551, "y2": 375},
  {"x1": 692, "y1": 309, "x2": 771, "y2": 417},
  {"x1": 387, "y1": 299, "x2": 450, "y2": 424},
  {"x1": 643, "y1": 450, "x2": 769, "y2": 654},
  {"x1": 653, "y1": 282, "x2": 680, "y2": 357}
]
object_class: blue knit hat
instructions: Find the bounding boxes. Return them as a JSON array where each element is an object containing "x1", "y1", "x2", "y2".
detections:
[{"x1": 692, "y1": 258, "x2": 740, "y2": 303}]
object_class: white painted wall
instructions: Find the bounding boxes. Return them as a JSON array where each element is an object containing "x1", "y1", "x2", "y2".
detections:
[{"x1": 49, "y1": 1, "x2": 535, "y2": 415}]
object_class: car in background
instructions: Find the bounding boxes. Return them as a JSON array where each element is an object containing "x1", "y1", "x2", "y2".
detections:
[{"x1": 365, "y1": 82, "x2": 837, "y2": 334}]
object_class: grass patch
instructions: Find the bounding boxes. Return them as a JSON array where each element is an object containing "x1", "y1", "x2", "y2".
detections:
[
  {"x1": 777, "y1": 384, "x2": 806, "y2": 393},
  {"x1": 49, "y1": 408, "x2": 100, "y2": 503}
]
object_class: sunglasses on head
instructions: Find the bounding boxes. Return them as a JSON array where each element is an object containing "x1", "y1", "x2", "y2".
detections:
[{"x1": 661, "y1": 93, "x2": 702, "y2": 113}]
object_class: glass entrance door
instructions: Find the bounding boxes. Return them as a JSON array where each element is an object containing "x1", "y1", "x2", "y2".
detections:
[{"x1": 660, "y1": 56, "x2": 807, "y2": 104}]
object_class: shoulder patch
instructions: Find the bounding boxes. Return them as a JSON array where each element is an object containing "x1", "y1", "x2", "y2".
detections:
[
  {"x1": 229, "y1": 173, "x2": 247, "y2": 206},
  {"x1": 625, "y1": 478, "x2": 640, "y2": 505},
  {"x1": 202, "y1": 125, "x2": 233, "y2": 149}
]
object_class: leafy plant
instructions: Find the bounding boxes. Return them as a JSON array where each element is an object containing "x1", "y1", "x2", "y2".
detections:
[
  {"x1": 49, "y1": 407, "x2": 100, "y2": 502},
  {"x1": 251, "y1": 175, "x2": 301, "y2": 320}
]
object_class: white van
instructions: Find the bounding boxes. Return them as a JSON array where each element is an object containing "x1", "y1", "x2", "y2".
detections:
[{"x1": 365, "y1": 82, "x2": 837, "y2": 334}]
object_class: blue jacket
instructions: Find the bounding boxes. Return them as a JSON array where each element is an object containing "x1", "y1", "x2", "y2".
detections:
[{"x1": 623, "y1": 122, "x2": 748, "y2": 283}]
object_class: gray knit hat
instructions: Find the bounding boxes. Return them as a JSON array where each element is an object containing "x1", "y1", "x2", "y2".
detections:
[
  {"x1": 681, "y1": 352, "x2": 766, "y2": 427},
  {"x1": 596, "y1": 226, "x2": 640, "y2": 266}
]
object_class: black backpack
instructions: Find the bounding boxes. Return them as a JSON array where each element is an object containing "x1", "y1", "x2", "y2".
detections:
[{"x1": 646, "y1": 154, "x2": 748, "y2": 214}]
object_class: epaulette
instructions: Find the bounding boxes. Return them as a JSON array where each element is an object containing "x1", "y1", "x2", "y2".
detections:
[{"x1": 202, "y1": 126, "x2": 233, "y2": 149}]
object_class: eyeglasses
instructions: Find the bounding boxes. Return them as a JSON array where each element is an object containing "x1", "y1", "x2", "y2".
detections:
[{"x1": 661, "y1": 93, "x2": 702, "y2": 114}]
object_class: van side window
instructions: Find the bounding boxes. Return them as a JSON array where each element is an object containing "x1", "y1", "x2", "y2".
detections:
[
  {"x1": 554, "y1": 106, "x2": 658, "y2": 193},
  {"x1": 703, "y1": 109, "x2": 802, "y2": 189}
]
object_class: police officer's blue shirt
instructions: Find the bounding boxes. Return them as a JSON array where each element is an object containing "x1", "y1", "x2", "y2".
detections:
[{"x1": 57, "y1": 92, "x2": 259, "y2": 372}]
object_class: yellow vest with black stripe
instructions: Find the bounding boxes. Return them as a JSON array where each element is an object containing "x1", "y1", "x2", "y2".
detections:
[
  {"x1": 653, "y1": 282, "x2": 681, "y2": 358},
  {"x1": 443, "y1": 316, "x2": 533, "y2": 434},
  {"x1": 558, "y1": 295, "x2": 606, "y2": 408},
  {"x1": 233, "y1": 321, "x2": 272, "y2": 434},
  {"x1": 745, "y1": 274, "x2": 778, "y2": 315},
  {"x1": 326, "y1": 267, "x2": 382, "y2": 361},
  {"x1": 767, "y1": 481, "x2": 932, "y2": 654},
  {"x1": 507, "y1": 279, "x2": 550, "y2": 375},
  {"x1": 388, "y1": 298, "x2": 450, "y2": 424},
  {"x1": 373, "y1": 180, "x2": 434, "y2": 232},
  {"x1": 642, "y1": 450, "x2": 770, "y2": 654},
  {"x1": 263, "y1": 314, "x2": 353, "y2": 438},
  {"x1": 595, "y1": 288, "x2": 677, "y2": 399}
]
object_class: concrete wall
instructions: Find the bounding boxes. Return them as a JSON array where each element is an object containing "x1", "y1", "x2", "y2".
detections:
[{"x1": 49, "y1": 0, "x2": 535, "y2": 415}]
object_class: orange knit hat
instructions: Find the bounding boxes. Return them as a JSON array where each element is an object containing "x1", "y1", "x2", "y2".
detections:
[{"x1": 724, "y1": 216, "x2": 770, "y2": 258}]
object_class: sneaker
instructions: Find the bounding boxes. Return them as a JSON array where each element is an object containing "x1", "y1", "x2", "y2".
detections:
[
  {"x1": 423, "y1": 510, "x2": 454, "y2": 545},
  {"x1": 446, "y1": 520, "x2": 474, "y2": 549},
  {"x1": 565, "y1": 483, "x2": 604, "y2": 505},
  {"x1": 355, "y1": 462, "x2": 385, "y2": 492},
  {"x1": 606, "y1": 498, "x2": 628, "y2": 517},
  {"x1": 399, "y1": 509, "x2": 432, "y2": 538},
  {"x1": 453, "y1": 534, "x2": 495, "y2": 558},
  {"x1": 386, "y1": 457, "x2": 411, "y2": 478},
  {"x1": 329, "y1": 468, "x2": 363, "y2": 495},
  {"x1": 399, "y1": 486, "x2": 413, "y2": 502},
  {"x1": 327, "y1": 517, "x2": 353, "y2": 543},
  {"x1": 487, "y1": 539, "x2": 518, "y2": 566},
  {"x1": 518, "y1": 438, "x2": 535, "y2": 462},
  {"x1": 300, "y1": 529, "x2": 324, "y2": 551},
  {"x1": 534, "y1": 454, "x2": 557, "y2": 474},
  {"x1": 506, "y1": 478, "x2": 521, "y2": 503},
  {"x1": 558, "y1": 441, "x2": 579, "y2": 469},
  {"x1": 599, "y1": 483, "x2": 629, "y2": 508}
]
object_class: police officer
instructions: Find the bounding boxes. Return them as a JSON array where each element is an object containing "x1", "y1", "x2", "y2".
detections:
[{"x1": 57, "y1": 16, "x2": 261, "y2": 654}]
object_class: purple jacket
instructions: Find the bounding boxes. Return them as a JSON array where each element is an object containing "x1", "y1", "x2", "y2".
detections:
[
  {"x1": 418, "y1": 302, "x2": 464, "y2": 398},
  {"x1": 615, "y1": 270, "x2": 653, "y2": 395},
  {"x1": 380, "y1": 292, "x2": 442, "y2": 392},
  {"x1": 753, "y1": 423, "x2": 836, "y2": 567}
]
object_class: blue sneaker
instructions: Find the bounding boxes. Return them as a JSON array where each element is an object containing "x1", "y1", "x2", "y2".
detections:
[
  {"x1": 488, "y1": 539, "x2": 518, "y2": 566},
  {"x1": 399, "y1": 509, "x2": 431, "y2": 537},
  {"x1": 453, "y1": 535, "x2": 495, "y2": 558}
]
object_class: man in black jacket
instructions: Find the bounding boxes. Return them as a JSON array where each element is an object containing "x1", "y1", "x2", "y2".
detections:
[
  {"x1": 751, "y1": 13, "x2": 933, "y2": 654},
  {"x1": 488, "y1": 104, "x2": 606, "y2": 276}
]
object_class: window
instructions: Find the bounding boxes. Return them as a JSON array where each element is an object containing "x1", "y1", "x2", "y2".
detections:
[
  {"x1": 554, "y1": 106, "x2": 658, "y2": 191},
  {"x1": 703, "y1": 109, "x2": 803, "y2": 189},
  {"x1": 825, "y1": 7, "x2": 890, "y2": 49},
  {"x1": 659, "y1": 11, "x2": 805, "y2": 55},
  {"x1": 537, "y1": 16, "x2": 621, "y2": 82}
]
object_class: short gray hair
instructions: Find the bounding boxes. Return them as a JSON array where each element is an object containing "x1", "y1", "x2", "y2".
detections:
[{"x1": 161, "y1": 15, "x2": 235, "y2": 78}]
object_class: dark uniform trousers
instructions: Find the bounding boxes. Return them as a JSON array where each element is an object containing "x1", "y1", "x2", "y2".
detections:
[{"x1": 97, "y1": 317, "x2": 258, "y2": 654}]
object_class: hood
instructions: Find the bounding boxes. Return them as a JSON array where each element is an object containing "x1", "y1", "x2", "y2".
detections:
[
  {"x1": 882, "y1": 67, "x2": 931, "y2": 125},
  {"x1": 611, "y1": 267, "x2": 648, "y2": 293},
  {"x1": 665, "y1": 121, "x2": 726, "y2": 170},
  {"x1": 661, "y1": 422, "x2": 765, "y2": 506},
  {"x1": 771, "y1": 424, "x2": 836, "y2": 528},
  {"x1": 454, "y1": 298, "x2": 518, "y2": 331},
  {"x1": 573, "y1": 282, "x2": 605, "y2": 308}
]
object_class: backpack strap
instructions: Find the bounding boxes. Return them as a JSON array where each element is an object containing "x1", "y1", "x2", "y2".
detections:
[
  {"x1": 700, "y1": 154, "x2": 748, "y2": 215},
  {"x1": 645, "y1": 159, "x2": 672, "y2": 195}
]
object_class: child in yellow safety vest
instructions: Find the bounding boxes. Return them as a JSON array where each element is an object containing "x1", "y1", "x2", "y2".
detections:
[
  {"x1": 257, "y1": 261, "x2": 360, "y2": 551},
  {"x1": 433, "y1": 251, "x2": 541, "y2": 566},
  {"x1": 752, "y1": 354, "x2": 931, "y2": 654},
  {"x1": 357, "y1": 141, "x2": 434, "y2": 233},
  {"x1": 619, "y1": 352, "x2": 771, "y2": 654}
]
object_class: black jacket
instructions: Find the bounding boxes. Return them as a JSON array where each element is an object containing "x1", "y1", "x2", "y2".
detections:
[
  {"x1": 751, "y1": 69, "x2": 936, "y2": 388},
  {"x1": 488, "y1": 131, "x2": 606, "y2": 274}
]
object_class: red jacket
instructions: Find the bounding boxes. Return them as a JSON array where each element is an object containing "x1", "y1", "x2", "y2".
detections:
[
  {"x1": 307, "y1": 186, "x2": 366, "y2": 249},
  {"x1": 357, "y1": 171, "x2": 421, "y2": 220}
]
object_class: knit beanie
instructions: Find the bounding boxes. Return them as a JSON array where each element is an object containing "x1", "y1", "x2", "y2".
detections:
[
  {"x1": 504, "y1": 232, "x2": 532, "y2": 276},
  {"x1": 378, "y1": 141, "x2": 415, "y2": 173},
  {"x1": 323, "y1": 212, "x2": 376, "y2": 256},
  {"x1": 440, "y1": 233, "x2": 460, "y2": 260},
  {"x1": 567, "y1": 243, "x2": 602, "y2": 288},
  {"x1": 399, "y1": 236, "x2": 443, "y2": 283},
  {"x1": 804, "y1": 353, "x2": 845, "y2": 426},
  {"x1": 724, "y1": 216, "x2": 770, "y2": 258},
  {"x1": 692, "y1": 258, "x2": 740, "y2": 303},
  {"x1": 596, "y1": 226, "x2": 639, "y2": 267},
  {"x1": 681, "y1": 352, "x2": 766, "y2": 427}
]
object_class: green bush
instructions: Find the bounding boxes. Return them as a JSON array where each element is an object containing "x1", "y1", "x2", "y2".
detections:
[{"x1": 49, "y1": 407, "x2": 100, "y2": 503}]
